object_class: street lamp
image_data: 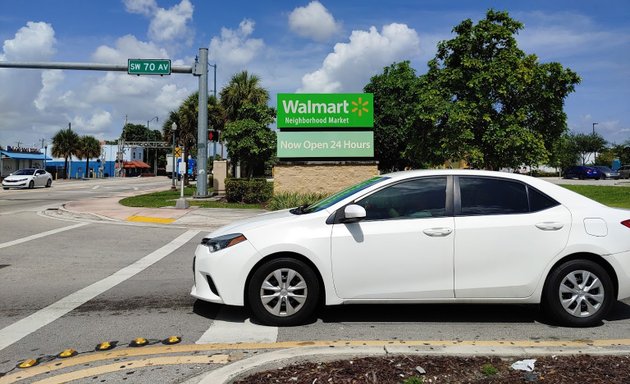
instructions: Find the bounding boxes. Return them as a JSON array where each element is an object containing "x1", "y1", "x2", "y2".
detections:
[{"x1": 171, "y1": 122, "x2": 177, "y2": 190}]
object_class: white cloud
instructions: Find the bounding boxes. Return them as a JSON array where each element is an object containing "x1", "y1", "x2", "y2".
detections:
[
  {"x1": 92, "y1": 35, "x2": 168, "y2": 63},
  {"x1": 299, "y1": 23, "x2": 420, "y2": 93},
  {"x1": 72, "y1": 110, "x2": 113, "y2": 134},
  {"x1": 149, "y1": 0, "x2": 194, "y2": 42},
  {"x1": 209, "y1": 19, "x2": 265, "y2": 68},
  {"x1": 124, "y1": 0, "x2": 157, "y2": 17},
  {"x1": 2, "y1": 21, "x2": 56, "y2": 61},
  {"x1": 289, "y1": 1, "x2": 341, "y2": 42}
]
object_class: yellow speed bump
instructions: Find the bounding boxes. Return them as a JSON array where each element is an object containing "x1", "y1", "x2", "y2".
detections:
[
  {"x1": 17, "y1": 359, "x2": 38, "y2": 369},
  {"x1": 163, "y1": 336, "x2": 181, "y2": 345},
  {"x1": 95, "y1": 341, "x2": 116, "y2": 351},
  {"x1": 57, "y1": 349, "x2": 77, "y2": 359},
  {"x1": 129, "y1": 338, "x2": 148, "y2": 347}
]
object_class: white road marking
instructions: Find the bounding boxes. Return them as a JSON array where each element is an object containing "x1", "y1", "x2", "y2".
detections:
[
  {"x1": 92, "y1": 185, "x2": 100, "y2": 190},
  {"x1": 196, "y1": 306, "x2": 278, "y2": 344},
  {"x1": 0, "y1": 229, "x2": 200, "y2": 351},
  {"x1": 0, "y1": 222, "x2": 89, "y2": 249}
]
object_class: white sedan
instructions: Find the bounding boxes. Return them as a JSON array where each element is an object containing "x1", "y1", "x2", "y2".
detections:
[
  {"x1": 2, "y1": 168, "x2": 52, "y2": 190},
  {"x1": 192, "y1": 170, "x2": 630, "y2": 327}
]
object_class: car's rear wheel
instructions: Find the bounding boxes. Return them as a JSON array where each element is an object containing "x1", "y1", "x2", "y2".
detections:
[
  {"x1": 543, "y1": 260, "x2": 614, "y2": 327},
  {"x1": 45, "y1": 179, "x2": 52, "y2": 188},
  {"x1": 247, "y1": 258, "x2": 320, "y2": 326},
  {"x1": 28, "y1": 180, "x2": 34, "y2": 189}
]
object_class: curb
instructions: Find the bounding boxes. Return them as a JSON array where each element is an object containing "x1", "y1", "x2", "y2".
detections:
[{"x1": 193, "y1": 343, "x2": 630, "y2": 384}]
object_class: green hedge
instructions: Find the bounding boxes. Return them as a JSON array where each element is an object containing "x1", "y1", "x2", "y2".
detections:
[{"x1": 225, "y1": 178, "x2": 273, "y2": 204}]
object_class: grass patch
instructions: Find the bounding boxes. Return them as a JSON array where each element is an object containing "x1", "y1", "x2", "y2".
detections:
[
  {"x1": 562, "y1": 185, "x2": 630, "y2": 209},
  {"x1": 119, "y1": 186, "x2": 263, "y2": 209}
]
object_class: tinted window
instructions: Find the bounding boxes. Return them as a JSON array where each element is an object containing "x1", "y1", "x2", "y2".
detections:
[
  {"x1": 459, "y1": 177, "x2": 528, "y2": 216},
  {"x1": 528, "y1": 187, "x2": 559, "y2": 212},
  {"x1": 356, "y1": 177, "x2": 447, "y2": 220}
]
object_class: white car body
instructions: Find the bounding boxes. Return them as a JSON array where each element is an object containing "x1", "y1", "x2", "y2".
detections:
[
  {"x1": 192, "y1": 170, "x2": 630, "y2": 326},
  {"x1": 2, "y1": 168, "x2": 52, "y2": 190}
]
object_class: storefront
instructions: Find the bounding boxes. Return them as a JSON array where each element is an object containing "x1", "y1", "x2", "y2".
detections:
[{"x1": 0, "y1": 149, "x2": 52, "y2": 179}]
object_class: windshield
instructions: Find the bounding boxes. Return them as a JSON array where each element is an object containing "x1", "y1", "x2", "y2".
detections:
[
  {"x1": 596, "y1": 166, "x2": 612, "y2": 172},
  {"x1": 13, "y1": 169, "x2": 35, "y2": 175},
  {"x1": 292, "y1": 176, "x2": 388, "y2": 215}
]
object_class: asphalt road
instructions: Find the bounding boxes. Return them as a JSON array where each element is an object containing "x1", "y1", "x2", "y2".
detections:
[{"x1": 0, "y1": 176, "x2": 629, "y2": 383}]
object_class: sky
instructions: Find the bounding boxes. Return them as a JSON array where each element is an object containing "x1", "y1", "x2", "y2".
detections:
[{"x1": 0, "y1": 0, "x2": 629, "y2": 151}]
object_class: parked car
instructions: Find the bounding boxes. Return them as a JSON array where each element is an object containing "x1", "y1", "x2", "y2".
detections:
[
  {"x1": 192, "y1": 170, "x2": 630, "y2": 327},
  {"x1": 593, "y1": 166, "x2": 620, "y2": 180},
  {"x1": 2, "y1": 168, "x2": 52, "y2": 190},
  {"x1": 562, "y1": 165, "x2": 602, "y2": 180},
  {"x1": 619, "y1": 165, "x2": 630, "y2": 179}
]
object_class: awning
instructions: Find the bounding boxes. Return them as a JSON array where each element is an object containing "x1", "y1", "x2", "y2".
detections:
[
  {"x1": 122, "y1": 160, "x2": 151, "y2": 169},
  {"x1": 0, "y1": 150, "x2": 52, "y2": 161}
]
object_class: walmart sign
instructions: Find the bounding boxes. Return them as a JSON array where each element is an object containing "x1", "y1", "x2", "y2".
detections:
[{"x1": 277, "y1": 93, "x2": 373, "y2": 128}]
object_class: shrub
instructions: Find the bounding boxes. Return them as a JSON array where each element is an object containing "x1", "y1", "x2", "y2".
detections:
[
  {"x1": 267, "y1": 192, "x2": 330, "y2": 211},
  {"x1": 225, "y1": 178, "x2": 273, "y2": 204}
]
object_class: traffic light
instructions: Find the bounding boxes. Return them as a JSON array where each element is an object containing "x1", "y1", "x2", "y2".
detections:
[{"x1": 208, "y1": 130, "x2": 219, "y2": 142}]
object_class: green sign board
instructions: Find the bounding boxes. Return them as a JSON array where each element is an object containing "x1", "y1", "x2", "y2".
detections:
[
  {"x1": 128, "y1": 59, "x2": 171, "y2": 75},
  {"x1": 277, "y1": 131, "x2": 374, "y2": 158},
  {"x1": 277, "y1": 93, "x2": 373, "y2": 128}
]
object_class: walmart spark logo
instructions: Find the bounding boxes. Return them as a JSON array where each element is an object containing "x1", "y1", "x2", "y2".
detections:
[{"x1": 351, "y1": 97, "x2": 370, "y2": 117}]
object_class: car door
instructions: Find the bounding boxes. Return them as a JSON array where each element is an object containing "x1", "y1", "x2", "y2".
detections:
[
  {"x1": 331, "y1": 176, "x2": 455, "y2": 300},
  {"x1": 35, "y1": 170, "x2": 46, "y2": 186},
  {"x1": 453, "y1": 176, "x2": 571, "y2": 298}
]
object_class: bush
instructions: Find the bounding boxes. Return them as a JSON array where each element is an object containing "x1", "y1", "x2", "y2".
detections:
[
  {"x1": 267, "y1": 192, "x2": 329, "y2": 211},
  {"x1": 225, "y1": 178, "x2": 273, "y2": 204}
]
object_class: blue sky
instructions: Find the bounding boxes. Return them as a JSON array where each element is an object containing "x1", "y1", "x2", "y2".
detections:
[{"x1": 1, "y1": 0, "x2": 629, "y2": 150}]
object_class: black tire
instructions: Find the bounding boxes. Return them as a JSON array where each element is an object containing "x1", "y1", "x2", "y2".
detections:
[
  {"x1": 543, "y1": 259, "x2": 614, "y2": 327},
  {"x1": 247, "y1": 258, "x2": 320, "y2": 326},
  {"x1": 45, "y1": 179, "x2": 52, "y2": 188},
  {"x1": 2, "y1": 187, "x2": 8, "y2": 190},
  {"x1": 28, "y1": 180, "x2": 34, "y2": 189}
]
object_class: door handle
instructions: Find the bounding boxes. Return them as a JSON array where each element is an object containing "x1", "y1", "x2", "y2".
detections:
[
  {"x1": 535, "y1": 222, "x2": 564, "y2": 231},
  {"x1": 423, "y1": 227, "x2": 453, "y2": 237}
]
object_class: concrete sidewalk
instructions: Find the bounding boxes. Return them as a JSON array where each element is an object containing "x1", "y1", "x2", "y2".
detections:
[{"x1": 56, "y1": 195, "x2": 266, "y2": 230}]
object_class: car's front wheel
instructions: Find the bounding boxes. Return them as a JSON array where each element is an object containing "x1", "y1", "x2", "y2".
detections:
[
  {"x1": 28, "y1": 180, "x2": 34, "y2": 189},
  {"x1": 247, "y1": 258, "x2": 320, "y2": 326},
  {"x1": 543, "y1": 260, "x2": 614, "y2": 327}
]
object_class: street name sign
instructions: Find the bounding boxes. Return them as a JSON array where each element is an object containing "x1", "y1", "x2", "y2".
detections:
[{"x1": 128, "y1": 59, "x2": 171, "y2": 75}]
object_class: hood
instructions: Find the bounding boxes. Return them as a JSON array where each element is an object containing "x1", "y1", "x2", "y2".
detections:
[
  {"x1": 4, "y1": 174, "x2": 32, "y2": 180},
  {"x1": 205, "y1": 209, "x2": 300, "y2": 238}
]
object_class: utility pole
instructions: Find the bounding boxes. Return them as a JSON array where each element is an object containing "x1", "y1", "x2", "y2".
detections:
[
  {"x1": 592, "y1": 122, "x2": 598, "y2": 135},
  {"x1": 194, "y1": 48, "x2": 209, "y2": 198}
]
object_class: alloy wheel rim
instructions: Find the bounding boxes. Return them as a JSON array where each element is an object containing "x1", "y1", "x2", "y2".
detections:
[
  {"x1": 260, "y1": 268, "x2": 308, "y2": 317},
  {"x1": 558, "y1": 269, "x2": 604, "y2": 318}
]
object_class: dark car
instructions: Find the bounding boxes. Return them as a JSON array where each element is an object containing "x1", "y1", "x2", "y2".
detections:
[
  {"x1": 594, "y1": 166, "x2": 620, "y2": 180},
  {"x1": 563, "y1": 166, "x2": 602, "y2": 180},
  {"x1": 619, "y1": 165, "x2": 630, "y2": 179}
]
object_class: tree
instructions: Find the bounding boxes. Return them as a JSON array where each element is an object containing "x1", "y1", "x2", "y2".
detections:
[
  {"x1": 408, "y1": 10, "x2": 580, "y2": 169},
  {"x1": 220, "y1": 71, "x2": 269, "y2": 121},
  {"x1": 364, "y1": 61, "x2": 422, "y2": 171},
  {"x1": 221, "y1": 104, "x2": 276, "y2": 177},
  {"x1": 219, "y1": 71, "x2": 275, "y2": 177},
  {"x1": 121, "y1": 123, "x2": 161, "y2": 142},
  {"x1": 76, "y1": 135, "x2": 101, "y2": 178},
  {"x1": 51, "y1": 126, "x2": 80, "y2": 179},
  {"x1": 571, "y1": 133, "x2": 607, "y2": 165}
]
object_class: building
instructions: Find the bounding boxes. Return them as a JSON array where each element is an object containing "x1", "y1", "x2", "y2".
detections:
[
  {"x1": 0, "y1": 146, "x2": 52, "y2": 178},
  {"x1": 45, "y1": 142, "x2": 146, "y2": 179}
]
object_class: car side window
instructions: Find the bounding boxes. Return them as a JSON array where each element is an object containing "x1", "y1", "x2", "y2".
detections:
[
  {"x1": 356, "y1": 177, "x2": 447, "y2": 221},
  {"x1": 528, "y1": 187, "x2": 559, "y2": 212},
  {"x1": 459, "y1": 177, "x2": 528, "y2": 216}
]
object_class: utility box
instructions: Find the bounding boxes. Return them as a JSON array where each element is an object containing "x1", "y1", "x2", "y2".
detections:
[{"x1": 213, "y1": 160, "x2": 228, "y2": 195}]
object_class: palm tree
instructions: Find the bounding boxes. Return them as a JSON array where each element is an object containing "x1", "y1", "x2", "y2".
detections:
[
  {"x1": 77, "y1": 135, "x2": 102, "y2": 178},
  {"x1": 220, "y1": 71, "x2": 269, "y2": 121},
  {"x1": 51, "y1": 126, "x2": 80, "y2": 179}
]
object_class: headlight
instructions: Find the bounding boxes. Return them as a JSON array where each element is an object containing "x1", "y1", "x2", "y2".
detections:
[{"x1": 201, "y1": 233, "x2": 247, "y2": 253}]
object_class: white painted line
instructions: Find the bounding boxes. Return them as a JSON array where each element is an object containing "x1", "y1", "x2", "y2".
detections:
[
  {"x1": 0, "y1": 229, "x2": 200, "y2": 351},
  {"x1": 196, "y1": 306, "x2": 278, "y2": 344},
  {"x1": 92, "y1": 185, "x2": 100, "y2": 190},
  {"x1": 0, "y1": 222, "x2": 89, "y2": 249}
]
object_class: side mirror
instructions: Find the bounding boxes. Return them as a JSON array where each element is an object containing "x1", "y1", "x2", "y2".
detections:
[{"x1": 341, "y1": 204, "x2": 366, "y2": 223}]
